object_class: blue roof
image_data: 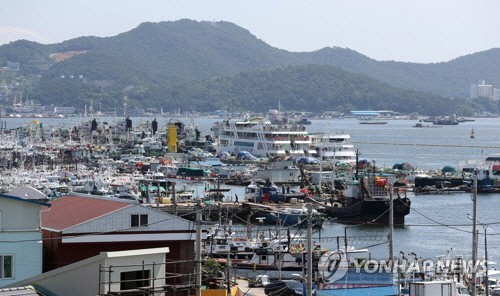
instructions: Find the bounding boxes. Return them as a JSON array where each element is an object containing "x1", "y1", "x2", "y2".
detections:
[{"x1": 0, "y1": 193, "x2": 51, "y2": 207}]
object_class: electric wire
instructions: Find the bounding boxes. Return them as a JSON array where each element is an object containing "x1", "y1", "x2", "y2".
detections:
[{"x1": 0, "y1": 207, "x2": 200, "y2": 243}]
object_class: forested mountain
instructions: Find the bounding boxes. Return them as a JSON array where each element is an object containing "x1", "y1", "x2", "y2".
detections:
[
  {"x1": 0, "y1": 19, "x2": 498, "y2": 114},
  {"x1": 135, "y1": 64, "x2": 474, "y2": 115},
  {"x1": 306, "y1": 47, "x2": 500, "y2": 99}
]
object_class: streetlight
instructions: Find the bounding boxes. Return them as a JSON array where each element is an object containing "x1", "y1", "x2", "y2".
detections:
[{"x1": 468, "y1": 214, "x2": 489, "y2": 296}]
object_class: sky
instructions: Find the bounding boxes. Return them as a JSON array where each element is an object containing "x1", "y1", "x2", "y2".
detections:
[{"x1": 1, "y1": 0, "x2": 500, "y2": 63}]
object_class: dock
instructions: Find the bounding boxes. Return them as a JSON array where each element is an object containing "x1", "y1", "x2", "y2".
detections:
[{"x1": 145, "y1": 200, "x2": 314, "y2": 222}]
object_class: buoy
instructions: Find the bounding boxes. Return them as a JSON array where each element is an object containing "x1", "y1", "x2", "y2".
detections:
[{"x1": 470, "y1": 129, "x2": 475, "y2": 139}]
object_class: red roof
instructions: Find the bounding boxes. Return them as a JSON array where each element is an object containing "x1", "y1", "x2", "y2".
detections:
[{"x1": 42, "y1": 195, "x2": 130, "y2": 231}]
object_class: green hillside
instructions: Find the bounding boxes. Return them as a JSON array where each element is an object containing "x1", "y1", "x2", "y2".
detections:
[
  {"x1": 0, "y1": 19, "x2": 498, "y2": 114},
  {"x1": 134, "y1": 64, "x2": 475, "y2": 115}
]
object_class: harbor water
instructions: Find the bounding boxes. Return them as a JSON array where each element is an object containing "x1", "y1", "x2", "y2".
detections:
[{"x1": 3, "y1": 116, "x2": 500, "y2": 264}]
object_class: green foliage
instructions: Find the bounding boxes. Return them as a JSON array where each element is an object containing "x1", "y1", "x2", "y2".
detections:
[
  {"x1": 148, "y1": 65, "x2": 476, "y2": 115},
  {"x1": 0, "y1": 20, "x2": 497, "y2": 114},
  {"x1": 203, "y1": 259, "x2": 224, "y2": 278}
]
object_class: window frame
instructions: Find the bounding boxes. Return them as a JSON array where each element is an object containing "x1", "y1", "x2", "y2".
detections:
[
  {"x1": 120, "y1": 269, "x2": 151, "y2": 290},
  {"x1": 130, "y1": 214, "x2": 149, "y2": 228},
  {"x1": 0, "y1": 255, "x2": 14, "y2": 279}
]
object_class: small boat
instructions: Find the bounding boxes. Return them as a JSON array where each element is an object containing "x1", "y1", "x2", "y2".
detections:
[
  {"x1": 218, "y1": 234, "x2": 314, "y2": 280},
  {"x1": 432, "y1": 118, "x2": 459, "y2": 125},
  {"x1": 413, "y1": 123, "x2": 442, "y2": 128},
  {"x1": 253, "y1": 205, "x2": 325, "y2": 228},
  {"x1": 298, "y1": 118, "x2": 312, "y2": 125}
]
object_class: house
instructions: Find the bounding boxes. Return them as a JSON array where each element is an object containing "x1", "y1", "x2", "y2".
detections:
[
  {"x1": 0, "y1": 193, "x2": 50, "y2": 287},
  {"x1": 41, "y1": 194, "x2": 196, "y2": 288},
  {"x1": 7, "y1": 247, "x2": 170, "y2": 295}
]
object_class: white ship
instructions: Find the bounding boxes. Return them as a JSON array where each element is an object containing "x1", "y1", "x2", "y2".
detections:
[
  {"x1": 213, "y1": 118, "x2": 316, "y2": 158},
  {"x1": 309, "y1": 132, "x2": 357, "y2": 164}
]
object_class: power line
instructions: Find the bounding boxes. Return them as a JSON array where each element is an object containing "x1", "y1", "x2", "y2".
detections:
[{"x1": 0, "y1": 208, "x2": 200, "y2": 243}]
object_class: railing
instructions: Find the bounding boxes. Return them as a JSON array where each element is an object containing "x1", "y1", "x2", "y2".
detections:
[{"x1": 98, "y1": 259, "x2": 197, "y2": 295}]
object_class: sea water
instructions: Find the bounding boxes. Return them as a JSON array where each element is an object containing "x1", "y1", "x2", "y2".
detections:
[{"x1": 4, "y1": 116, "x2": 500, "y2": 263}]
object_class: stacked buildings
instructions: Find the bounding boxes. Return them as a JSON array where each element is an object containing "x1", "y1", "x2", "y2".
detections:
[{"x1": 471, "y1": 80, "x2": 500, "y2": 100}]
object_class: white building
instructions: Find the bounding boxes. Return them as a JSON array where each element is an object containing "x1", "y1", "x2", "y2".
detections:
[
  {"x1": 7, "y1": 247, "x2": 170, "y2": 295},
  {"x1": 471, "y1": 80, "x2": 494, "y2": 99},
  {"x1": 494, "y1": 88, "x2": 500, "y2": 101},
  {"x1": 0, "y1": 193, "x2": 50, "y2": 287}
]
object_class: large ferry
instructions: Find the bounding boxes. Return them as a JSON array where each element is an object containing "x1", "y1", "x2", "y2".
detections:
[
  {"x1": 309, "y1": 132, "x2": 357, "y2": 164},
  {"x1": 212, "y1": 118, "x2": 316, "y2": 158}
]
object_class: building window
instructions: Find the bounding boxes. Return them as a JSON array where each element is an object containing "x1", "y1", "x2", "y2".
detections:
[
  {"x1": 0, "y1": 255, "x2": 13, "y2": 279},
  {"x1": 120, "y1": 269, "x2": 151, "y2": 290},
  {"x1": 131, "y1": 214, "x2": 148, "y2": 227}
]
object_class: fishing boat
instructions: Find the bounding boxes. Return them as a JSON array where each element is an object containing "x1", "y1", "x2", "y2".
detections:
[
  {"x1": 244, "y1": 179, "x2": 287, "y2": 203},
  {"x1": 203, "y1": 224, "x2": 255, "y2": 259},
  {"x1": 217, "y1": 231, "x2": 318, "y2": 280},
  {"x1": 432, "y1": 117, "x2": 459, "y2": 125},
  {"x1": 242, "y1": 202, "x2": 325, "y2": 228},
  {"x1": 412, "y1": 123, "x2": 442, "y2": 128},
  {"x1": 459, "y1": 153, "x2": 500, "y2": 193},
  {"x1": 319, "y1": 175, "x2": 411, "y2": 224}
]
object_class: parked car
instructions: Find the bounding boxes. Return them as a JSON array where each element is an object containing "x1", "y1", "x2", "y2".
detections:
[{"x1": 264, "y1": 280, "x2": 315, "y2": 296}]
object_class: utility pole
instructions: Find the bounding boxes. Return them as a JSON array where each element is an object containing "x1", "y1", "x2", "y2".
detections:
[
  {"x1": 195, "y1": 199, "x2": 202, "y2": 296},
  {"x1": 355, "y1": 149, "x2": 359, "y2": 180},
  {"x1": 471, "y1": 175, "x2": 477, "y2": 296},
  {"x1": 306, "y1": 203, "x2": 313, "y2": 296},
  {"x1": 484, "y1": 226, "x2": 489, "y2": 296},
  {"x1": 226, "y1": 215, "x2": 231, "y2": 295},
  {"x1": 344, "y1": 227, "x2": 348, "y2": 252},
  {"x1": 389, "y1": 183, "x2": 394, "y2": 263},
  {"x1": 172, "y1": 183, "x2": 177, "y2": 216}
]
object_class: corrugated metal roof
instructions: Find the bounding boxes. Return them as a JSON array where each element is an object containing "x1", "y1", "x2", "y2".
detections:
[
  {"x1": 0, "y1": 192, "x2": 51, "y2": 207},
  {"x1": 0, "y1": 286, "x2": 39, "y2": 296},
  {"x1": 42, "y1": 195, "x2": 130, "y2": 231}
]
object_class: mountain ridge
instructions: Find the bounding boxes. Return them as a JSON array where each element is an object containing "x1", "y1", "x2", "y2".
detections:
[{"x1": 0, "y1": 19, "x2": 498, "y2": 114}]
